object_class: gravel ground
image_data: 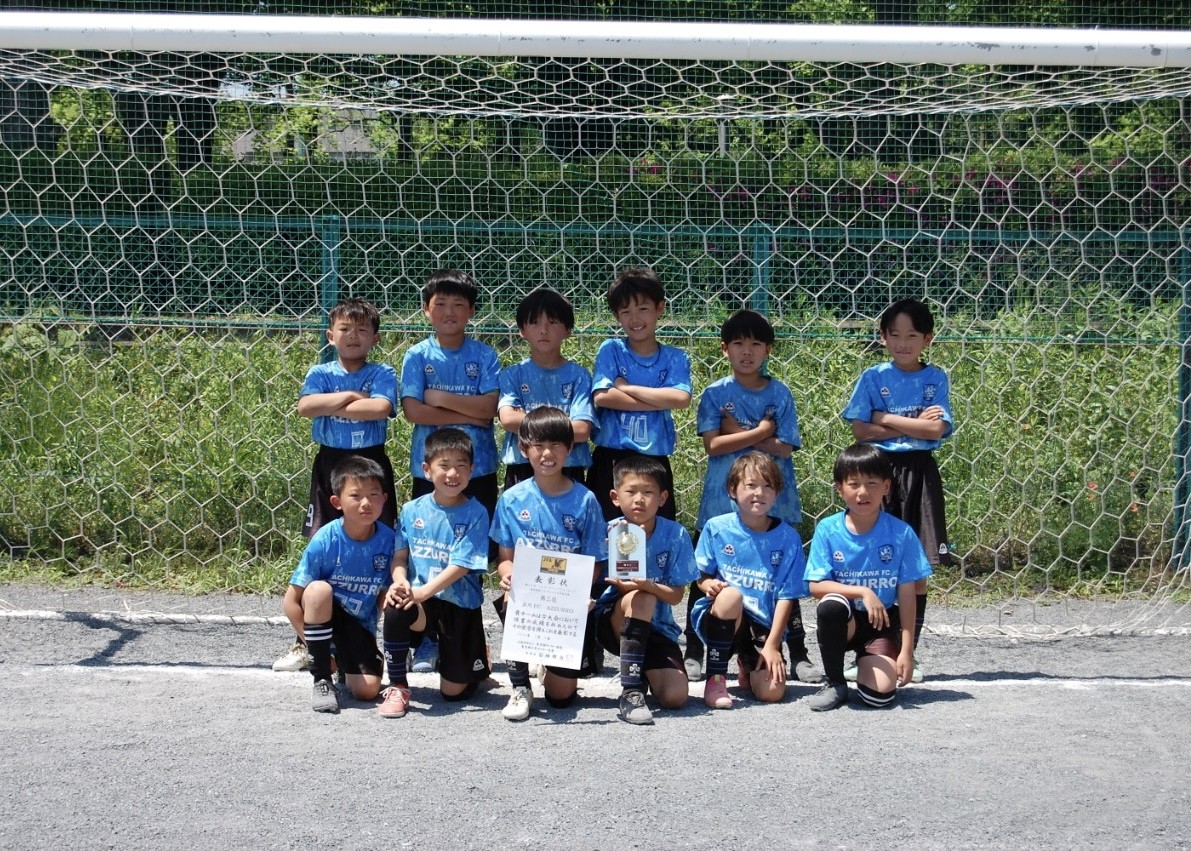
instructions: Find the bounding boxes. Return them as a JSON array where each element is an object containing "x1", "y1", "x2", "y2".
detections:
[{"x1": 2, "y1": 583, "x2": 1191, "y2": 849}]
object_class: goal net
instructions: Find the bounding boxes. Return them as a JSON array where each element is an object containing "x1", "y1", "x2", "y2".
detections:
[{"x1": 1, "y1": 12, "x2": 1189, "y2": 634}]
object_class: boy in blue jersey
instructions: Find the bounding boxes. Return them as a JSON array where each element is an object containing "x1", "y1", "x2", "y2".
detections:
[
  {"x1": 498, "y1": 287, "x2": 596, "y2": 489},
  {"x1": 282, "y1": 456, "x2": 395, "y2": 713},
  {"x1": 588, "y1": 266, "x2": 692, "y2": 522},
  {"x1": 684, "y1": 309, "x2": 820, "y2": 686},
  {"x1": 593, "y1": 455, "x2": 698, "y2": 725},
  {"x1": 843, "y1": 298, "x2": 953, "y2": 681},
  {"x1": 690, "y1": 452, "x2": 808, "y2": 710},
  {"x1": 376, "y1": 428, "x2": 492, "y2": 718},
  {"x1": 401, "y1": 269, "x2": 501, "y2": 670},
  {"x1": 491, "y1": 406, "x2": 608, "y2": 721},
  {"x1": 804, "y1": 444, "x2": 933, "y2": 711},
  {"x1": 274, "y1": 298, "x2": 399, "y2": 674}
]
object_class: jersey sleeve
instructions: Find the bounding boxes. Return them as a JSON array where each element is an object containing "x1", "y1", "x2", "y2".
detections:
[
  {"x1": 694, "y1": 524, "x2": 721, "y2": 579},
  {"x1": 803, "y1": 522, "x2": 837, "y2": 584},
  {"x1": 399, "y1": 345, "x2": 427, "y2": 402},
  {"x1": 477, "y1": 343, "x2": 501, "y2": 396},
  {"x1": 498, "y1": 362, "x2": 523, "y2": 412},
  {"x1": 289, "y1": 529, "x2": 331, "y2": 588},
  {"x1": 299, "y1": 363, "x2": 328, "y2": 398},
  {"x1": 897, "y1": 523, "x2": 935, "y2": 586},
  {"x1": 371, "y1": 363, "x2": 399, "y2": 418},
  {"x1": 591, "y1": 339, "x2": 619, "y2": 393},
  {"x1": 449, "y1": 502, "x2": 492, "y2": 573},
  {"x1": 841, "y1": 368, "x2": 878, "y2": 423},
  {"x1": 490, "y1": 496, "x2": 516, "y2": 550},
  {"x1": 774, "y1": 382, "x2": 801, "y2": 449},
  {"x1": 580, "y1": 492, "x2": 609, "y2": 562},
  {"x1": 662, "y1": 346, "x2": 693, "y2": 394},
  {"x1": 933, "y1": 368, "x2": 955, "y2": 439},
  {"x1": 665, "y1": 524, "x2": 700, "y2": 586},
  {"x1": 696, "y1": 384, "x2": 723, "y2": 435},
  {"x1": 776, "y1": 538, "x2": 809, "y2": 600},
  {"x1": 568, "y1": 366, "x2": 596, "y2": 424}
]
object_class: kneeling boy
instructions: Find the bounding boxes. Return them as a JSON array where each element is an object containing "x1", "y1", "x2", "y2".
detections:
[
  {"x1": 282, "y1": 456, "x2": 395, "y2": 713},
  {"x1": 594, "y1": 455, "x2": 698, "y2": 725},
  {"x1": 378, "y1": 428, "x2": 492, "y2": 718},
  {"x1": 804, "y1": 443, "x2": 933, "y2": 711}
]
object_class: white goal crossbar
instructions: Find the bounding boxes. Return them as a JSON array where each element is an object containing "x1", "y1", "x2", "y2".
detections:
[{"x1": 2, "y1": 11, "x2": 1191, "y2": 66}]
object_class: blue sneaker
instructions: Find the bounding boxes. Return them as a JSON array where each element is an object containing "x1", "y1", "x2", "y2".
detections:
[{"x1": 411, "y1": 638, "x2": 439, "y2": 673}]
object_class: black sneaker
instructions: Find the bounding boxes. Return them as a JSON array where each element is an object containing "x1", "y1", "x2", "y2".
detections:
[
  {"x1": 808, "y1": 681, "x2": 849, "y2": 712},
  {"x1": 618, "y1": 689, "x2": 654, "y2": 725},
  {"x1": 312, "y1": 678, "x2": 340, "y2": 714}
]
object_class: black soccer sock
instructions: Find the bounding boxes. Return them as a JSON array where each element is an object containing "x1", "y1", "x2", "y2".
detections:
[
  {"x1": 703, "y1": 614, "x2": 736, "y2": 678},
  {"x1": 304, "y1": 620, "x2": 334, "y2": 682},
  {"x1": 683, "y1": 581, "x2": 705, "y2": 658},
  {"x1": 786, "y1": 599, "x2": 810, "y2": 662},
  {"x1": 619, "y1": 617, "x2": 651, "y2": 692},
  {"x1": 815, "y1": 597, "x2": 851, "y2": 683},
  {"x1": 914, "y1": 592, "x2": 928, "y2": 650},
  {"x1": 382, "y1": 606, "x2": 415, "y2": 687}
]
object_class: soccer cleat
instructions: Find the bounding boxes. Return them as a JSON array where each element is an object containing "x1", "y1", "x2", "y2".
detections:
[
  {"x1": 683, "y1": 654, "x2": 703, "y2": 682},
  {"x1": 272, "y1": 641, "x2": 312, "y2": 672},
  {"x1": 411, "y1": 638, "x2": 439, "y2": 673},
  {"x1": 311, "y1": 678, "x2": 340, "y2": 714},
  {"x1": 618, "y1": 689, "x2": 654, "y2": 725},
  {"x1": 792, "y1": 658, "x2": 825, "y2": 684},
  {"x1": 378, "y1": 685, "x2": 411, "y2": 719},
  {"x1": 843, "y1": 664, "x2": 859, "y2": 682},
  {"x1": 703, "y1": 674, "x2": 733, "y2": 710},
  {"x1": 808, "y1": 681, "x2": 849, "y2": 712},
  {"x1": 502, "y1": 686, "x2": 534, "y2": 721}
]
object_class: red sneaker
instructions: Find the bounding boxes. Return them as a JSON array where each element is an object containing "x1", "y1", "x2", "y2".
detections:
[
  {"x1": 378, "y1": 685, "x2": 411, "y2": 719},
  {"x1": 703, "y1": 674, "x2": 733, "y2": 710}
]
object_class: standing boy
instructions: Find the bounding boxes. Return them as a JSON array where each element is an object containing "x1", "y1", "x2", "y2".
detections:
[
  {"x1": 401, "y1": 268, "x2": 501, "y2": 671},
  {"x1": 377, "y1": 428, "x2": 492, "y2": 718},
  {"x1": 588, "y1": 266, "x2": 692, "y2": 522},
  {"x1": 804, "y1": 443, "x2": 933, "y2": 711},
  {"x1": 490, "y1": 406, "x2": 608, "y2": 721},
  {"x1": 274, "y1": 298, "x2": 399, "y2": 674},
  {"x1": 594, "y1": 455, "x2": 697, "y2": 725},
  {"x1": 498, "y1": 287, "x2": 596, "y2": 489},
  {"x1": 684, "y1": 309, "x2": 819, "y2": 685},
  {"x1": 689, "y1": 452, "x2": 808, "y2": 710},
  {"x1": 282, "y1": 456, "x2": 395, "y2": 713}
]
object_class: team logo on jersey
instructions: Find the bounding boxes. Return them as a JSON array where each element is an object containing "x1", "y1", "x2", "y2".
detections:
[
  {"x1": 770, "y1": 550, "x2": 783, "y2": 567},
  {"x1": 656, "y1": 552, "x2": 669, "y2": 570},
  {"x1": 618, "y1": 365, "x2": 629, "y2": 378},
  {"x1": 465, "y1": 361, "x2": 480, "y2": 380},
  {"x1": 413, "y1": 517, "x2": 425, "y2": 529},
  {"x1": 372, "y1": 554, "x2": 389, "y2": 574},
  {"x1": 832, "y1": 550, "x2": 845, "y2": 563},
  {"x1": 723, "y1": 401, "x2": 736, "y2": 415},
  {"x1": 924, "y1": 384, "x2": 938, "y2": 402},
  {"x1": 879, "y1": 545, "x2": 894, "y2": 563},
  {"x1": 423, "y1": 364, "x2": 436, "y2": 376},
  {"x1": 723, "y1": 544, "x2": 735, "y2": 556},
  {"x1": 562, "y1": 514, "x2": 577, "y2": 532},
  {"x1": 879, "y1": 386, "x2": 891, "y2": 398},
  {"x1": 361, "y1": 378, "x2": 374, "y2": 394},
  {"x1": 518, "y1": 509, "x2": 531, "y2": 521},
  {"x1": 560, "y1": 382, "x2": 574, "y2": 401},
  {"x1": 453, "y1": 523, "x2": 468, "y2": 541},
  {"x1": 520, "y1": 383, "x2": 531, "y2": 396}
]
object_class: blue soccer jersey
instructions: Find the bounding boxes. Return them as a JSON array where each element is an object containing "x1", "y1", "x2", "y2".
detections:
[
  {"x1": 401, "y1": 336, "x2": 501, "y2": 477},
  {"x1": 591, "y1": 338, "x2": 692, "y2": 456},
  {"x1": 696, "y1": 375, "x2": 802, "y2": 527},
  {"x1": 288, "y1": 518, "x2": 395, "y2": 633},
  {"x1": 498, "y1": 359, "x2": 596, "y2": 469},
  {"x1": 596, "y1": 515, "x2": 699, "y2": 643},
  {"x1": 692, "y1": 512, "x2": 808, "y2": 630},
  {"x1": 842, "y1": 361, "x2": 954, "y2": 453},
  {"x1": 804, "y1": 510, "x2": 934, "y2": 611},
  {"x1": 300, "y1": 360, "x2": 399, "y2": 450},
  {"x1": 490, "y1": 479, "x2": 608, "y2": 562},
  {"x1": 394, "y1": 494, "x2": 490, "y2": 610}
]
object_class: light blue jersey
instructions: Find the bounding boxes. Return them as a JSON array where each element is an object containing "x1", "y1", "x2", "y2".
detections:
[
  {"x1": 491, "y1": 479, "x2": 608, "y2": 562},
  {"x1": 842, "y1": 361, "x2": 953, "y2": 453},
  {"x1": 401, "y1": 336, "x2": 501, "y2": 477},
  {"x1": 696, "y1": 375, "x2": 802, "y2": 527},
  {"x1": 498, "y1": 359, "x2": 596, "y2": 469},
  {"x1": 596, "y1": 516, "x2": 698, "y2": 643},
  {"x1": 300, "y1": 361, "x2": 398, "y2": 450},
  {"x1": 592, "y1": 338, "x2": 692, "y2": 456},
  {"x1": 395, "y1": 494, "x2": 490, "y2": 610},
  {"x1": 804, "y1": 510, "x2": 934, "y2": 611},
  {"x1": 692, "y1": 512, "x2": 807, "y2": 630},
  {"x1": 288, "y1": 518, "x2": 395, "y2": 633}
]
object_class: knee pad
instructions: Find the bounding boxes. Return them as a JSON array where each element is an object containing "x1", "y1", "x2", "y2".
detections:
[
  {"x1": 817, "y1": 594, "x2": 852, "y2": 626},
  {"x1": 857, "y1": 682, "x2": 897, "y2": 708},
  {"x1": 545, "y1": 690, "x2": 578, "y2": 709}
]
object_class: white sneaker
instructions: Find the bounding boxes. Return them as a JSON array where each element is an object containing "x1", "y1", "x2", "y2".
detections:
[
  {"x1": 843, "y1": 664, "x2": 859, "y2": 682},
  {"x1": 272, "y1": 642, "x2": 312, "y2": 672},
  {"x1": 530, "y1": 663, "x2": 547, "y2": 681},
  {"x1": 502, "y1": 686, "x2": 534, "y2": 721}
]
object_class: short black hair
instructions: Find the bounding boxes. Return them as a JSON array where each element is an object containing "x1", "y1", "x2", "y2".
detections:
[
  {"x1": 422, "y1": 268, "x2": 479, "y2": 307},
  {"x1": 879, "y1": 298, "x2": 935, "y2": 335},
  {"x1": 720, "y1": 309, "x2": 774, "y2": 346},
  {"x1": 606, "y1": 266, "x2": 665, "y2": 314},
  {"x1": 328, "y1": 298, "x2": 380, "y2": 333},
  {"x1": 330, "y1": 455, "x2": 387, "y2": 495},
  {"x1": 518, "y1": 405, "x2": 574, "y2": 447},
  {"x1": 424, "y1": 427, "x2": 474, "y2": 465},
  {"x1": 832, "y1": 443, "x2": 894, "y2": 484},
  {"x1": 516, "y1": 288, "x2": 575, "y2": 330},
  {"x1": 612, "y1": 454, "x2": 669, "y2": 491}
]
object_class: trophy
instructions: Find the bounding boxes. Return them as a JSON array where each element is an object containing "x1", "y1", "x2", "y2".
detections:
[{"x1": 610, "y1": 520, "x2": 647, "y2": 580}]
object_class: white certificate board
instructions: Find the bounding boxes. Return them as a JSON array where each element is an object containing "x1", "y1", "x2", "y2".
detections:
[{"x1": 499, "y1": 543, "x2": 594, "y2": 670}]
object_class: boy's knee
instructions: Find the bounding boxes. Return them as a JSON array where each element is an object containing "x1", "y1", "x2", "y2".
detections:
[
  {"x1": 856, "y1": 682, "x2": 896, "y2": 708},
  {"x1": 816, "y1": 594, "x2": 851, "y2": 630},
  {"x1": 441, "y1": 681, "x2": 478, "y2": 702},
  {"x1": 545, "y1": 690, "x2": 578, "y2": 709}
]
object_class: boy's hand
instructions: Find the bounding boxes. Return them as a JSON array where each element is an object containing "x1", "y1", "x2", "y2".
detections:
[
  {"x1": 702, "y1": 578, "x2": 729, "y2": 598},
  {"x1": 497, "y1": 561, "x2": 514, "y2": 592},
  {"x1": 895, "y1": 648, "x2": 914, "y2": 686},
  {"x1": 719, "y1": 408, "x2": 742, "y2": 434},
  {"x1": 384, "y1": 578, "x2": 411, "y2": 608},
  {"x1": 862, "y1": 588, "x2": 888, "y2": 629},
  {"x1": 405, "y1": 585, "x2": 432, "y2": 609},
  {"x1": 605, "y1": 577, "x2": 649, "y2": 594},
  {"x1": 918, "y1": 405, "x2": 945, "y2": 421},
  {"x1": 757, "y1": 646, "x2": 787, "y2": 687}
]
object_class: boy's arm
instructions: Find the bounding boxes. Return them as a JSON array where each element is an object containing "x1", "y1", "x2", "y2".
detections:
[
  {"x1": 496, "y1": 546, "x2": 516, "y2": 592},
  {"x1": 808, "y1": 579, "x2": 891, "y2": 628},
  {"x1": 851, "y1": 418, "x2": 903, "y2": 443},
  {"x1": 297, "y1": 390, "x2": 391, "y2": 421},
  {"x1": 758, "y1": 598, "x2": 792, "y2": 686},
  {"x1": 498, "y1": 404, "x2": 525, "y2": 435},
  {"x1": 598, "y1": 380, "x2": 691, "y2": 411},
  {"x1": 604, "y1": 576, "x2": 684, "y2": 605},
  {"x1": 401, "y1": 396, "x2": 491, "y2": 428},
  {"x1": 895, "y1": 580, "x2": 917, "y2": 685},
  {"x1": 869, "y1": 407, "x2": 949, "y2": 440},
  {"x1": 703, "y1": 412, "x2": 777, "y2": 456},
  {"x1": 422, "y1": 388, "x2": 499, "y2": 420},
  {"x1": 406, "y1": 566, "x2": 471, "y2": 608},
  {"x1": 385, "y1": 548, "x2": 412, "y2": 608}
]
